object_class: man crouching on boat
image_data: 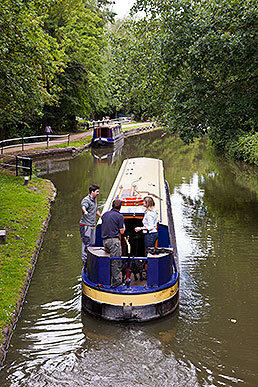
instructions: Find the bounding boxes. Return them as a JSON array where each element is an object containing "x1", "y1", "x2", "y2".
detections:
[{"x1": 101, "y1": 199, "x2": 125, "y2": 288}]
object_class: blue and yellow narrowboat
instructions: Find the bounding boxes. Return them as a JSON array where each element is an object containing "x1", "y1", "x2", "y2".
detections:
[
  {"x1": 82, "y1": 157, "x2": 179, "y2": 321},
  {"x1": 91, "y1": 122, "x2": 124, "y2": 147}
]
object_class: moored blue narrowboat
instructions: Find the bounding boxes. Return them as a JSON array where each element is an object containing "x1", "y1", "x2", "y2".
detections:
[
  {"x1": 91, "y1": 122, "x2": 124, "y2": 147},
  {"x1": 82, "y1": 157, "x2": 179, "y2": 321}
]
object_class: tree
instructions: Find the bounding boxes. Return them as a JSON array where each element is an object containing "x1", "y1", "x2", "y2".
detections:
[
  {"x1": 111, "y1": 0, "x2": 258, "y2": 148},
  {"x1": 0, "y1": 0, "x2": 115, "y2": 138},
  {"x1": 0, "y1": 0, "x2": 60, "y2": 139},
  {"x1": 42, "y1": 0, "x2": 113, "y2": 131}
]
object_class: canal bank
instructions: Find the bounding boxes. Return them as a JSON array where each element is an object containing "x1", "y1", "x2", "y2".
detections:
[{"x1": 0, "y1": 124, "x2": 155, "y2": 366}]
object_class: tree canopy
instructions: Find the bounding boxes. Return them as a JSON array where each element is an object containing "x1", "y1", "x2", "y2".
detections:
[
  {"x1": 110, "y1": 0, "x2": 258, "y2": 150},
  {"x1": 0, "y1": 0, "x2": 257, "y2": 165},
  {"x1": 0, "y1": 0, "x2": 59, "y2": 138},
  {"x1": 0, "y1": 0, "x2": 115, "y2": 138}
]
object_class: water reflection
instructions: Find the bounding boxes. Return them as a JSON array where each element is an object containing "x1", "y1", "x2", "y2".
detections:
[
  {"x1": 36, "y1": 153, "x2": 75, "y2": 176},
  {"x1": 91, "y1": 140, "x2": 124, "y2": 166},
  {"x1": 1, "y1": 131, "x2": 258, "y2": 386}
]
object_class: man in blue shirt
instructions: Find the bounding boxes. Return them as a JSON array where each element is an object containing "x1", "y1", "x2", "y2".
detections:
[{"x1": 101, "y1": 199, "x2": 125, "y2": 287}]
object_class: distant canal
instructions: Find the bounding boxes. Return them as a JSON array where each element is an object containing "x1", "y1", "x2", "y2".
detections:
[{"x1": 1, "y1": 130, "x2": 258, "y2": 386}]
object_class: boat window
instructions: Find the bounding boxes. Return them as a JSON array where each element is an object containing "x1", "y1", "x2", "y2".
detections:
[
  {"x1": 99, "y1": 127, "x2": 110, "y2": 137},
  {"x1": 121, "y1": 217, "x2": 145, "y2": 257}
]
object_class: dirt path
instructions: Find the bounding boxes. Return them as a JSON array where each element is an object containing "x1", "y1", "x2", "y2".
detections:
[{"x1": 3, "y1": 130, "x2": 92, "y2": 154}]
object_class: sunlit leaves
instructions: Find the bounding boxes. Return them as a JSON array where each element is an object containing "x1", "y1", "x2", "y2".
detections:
[
  {"x1": 0, "y1": 0, "x2": 60, "y2": 137},
  {"x1": 112, "y1": 0, "x2": 258, "y2": 149},
  {"x1": 42, "y1": 0, "x2": 110, "y2": 128}
]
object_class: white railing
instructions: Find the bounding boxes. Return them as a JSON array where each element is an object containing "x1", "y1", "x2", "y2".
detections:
[{"x1": 0, "y1": 134, "x2": 70, "y2": 154}]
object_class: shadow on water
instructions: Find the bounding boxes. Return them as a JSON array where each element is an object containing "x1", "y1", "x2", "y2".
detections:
[{"x1": 1, "y1": 130, "x2": 258, "y2": 386}]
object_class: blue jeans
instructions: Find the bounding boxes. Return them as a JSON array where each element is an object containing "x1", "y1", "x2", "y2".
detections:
[{"x1": 144, "y1": 232, "x2": 158, "y2": 249}]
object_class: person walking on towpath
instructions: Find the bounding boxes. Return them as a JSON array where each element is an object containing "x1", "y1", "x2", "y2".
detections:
[
  {"x1": 101, "y1": 199, "x2": 125, "y2": 288},
  {"x1": 80, "y1": 184, "x2": 101, "y2": 265},
  {"x1": 45, "y1": 125, "x2": 52, "y2": 135}
]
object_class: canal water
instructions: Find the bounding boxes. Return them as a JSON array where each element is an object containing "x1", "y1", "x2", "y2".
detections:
[{"x1": 1, "y1": 130, "x2": 258, "y2": 386}]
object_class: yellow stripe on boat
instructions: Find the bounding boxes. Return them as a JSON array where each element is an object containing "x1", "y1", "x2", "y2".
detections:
[{"x1": 82, "y1": 281, "x2": 179, "y2": 306}]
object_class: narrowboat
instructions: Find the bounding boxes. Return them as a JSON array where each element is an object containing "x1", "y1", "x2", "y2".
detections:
[
  {"x1": 82, "y1": 157, "x2": 179, "y2": 321},
  {"x1": 91, "y1": 122, "x2": 124, "y2": 147}
]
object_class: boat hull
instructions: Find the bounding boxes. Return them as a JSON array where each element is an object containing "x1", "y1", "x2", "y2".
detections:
[
  {"x1": 91, "y1": 135, "x2": 124, "y2": 148},
  {"x1": 82, "y1": 280, "x2": 179, "y2": 322},
  {"x1": 82, "y1": 294, "x2": 179, "y2": 322}
]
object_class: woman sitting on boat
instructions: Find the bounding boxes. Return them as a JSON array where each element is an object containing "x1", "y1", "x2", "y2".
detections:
[{"x1": 135, "y1": 196, "x2": 158, "y2": 250}]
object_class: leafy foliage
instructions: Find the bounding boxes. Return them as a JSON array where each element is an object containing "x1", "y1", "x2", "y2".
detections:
[
  {"x1": 0, "y1": 0, "x2": 115, "y2": 138},
  {"x1": 226, "y1": 132, "x2": 258, "y2": 165},
  {"x1": 42, "y1": 0, "x2": 109, "y2": 131},
  {"x1": 0, "y1": 0, "x2": 60, "y2": 138},
  {"x1": 110, "y1": 0, "x2": 258, "y2": 151}
]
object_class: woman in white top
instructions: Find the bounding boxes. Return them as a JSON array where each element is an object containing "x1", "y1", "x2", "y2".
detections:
[{"x1": 135, "y1": 196, "x2": 158, "y2": 249}]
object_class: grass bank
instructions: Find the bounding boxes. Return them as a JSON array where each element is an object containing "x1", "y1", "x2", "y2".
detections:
[
  {"x1": 0, "y1": 170, "x2": 55, "y2": 359},
  {"x1": 48, "y1": 136, "x2": 92, "y2": 149}
]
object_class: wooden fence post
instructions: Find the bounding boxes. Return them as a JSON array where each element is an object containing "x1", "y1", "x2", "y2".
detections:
[{"x1": 15, "y1": 156, "x2": 18, "y2": 176}]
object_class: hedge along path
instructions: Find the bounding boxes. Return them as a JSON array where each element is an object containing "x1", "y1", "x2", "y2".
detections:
[{"x1": 0, "y1": 170, "x2": 56, "y2": 365}]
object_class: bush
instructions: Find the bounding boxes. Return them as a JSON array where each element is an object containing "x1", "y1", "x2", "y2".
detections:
[{"x1": 227, "y1": 132, "x2": 258, "y2": 166}]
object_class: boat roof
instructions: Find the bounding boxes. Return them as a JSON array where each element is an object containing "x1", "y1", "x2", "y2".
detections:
[
  {"x1": 100, "y1": 157, "x2": 168, "y2": 226},
  {"x1": 94, "y1": 123, "x2": 120, "y2": 129}
]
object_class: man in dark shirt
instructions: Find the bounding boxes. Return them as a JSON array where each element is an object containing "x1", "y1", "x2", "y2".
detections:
[{"x1": 101, "y1": 199, "x2": 125, "y2": 287}]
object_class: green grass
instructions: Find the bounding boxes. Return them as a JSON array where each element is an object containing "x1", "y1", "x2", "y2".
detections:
[
  {"x1": 122, "y1": 122, "x2": 153, "y2": 131},
  {"x1": 0, "y1": 170, "x2": 55, "y2": 344},
  {"x1": 39, "y1": 136, "x2": 92, "y2": 150}
]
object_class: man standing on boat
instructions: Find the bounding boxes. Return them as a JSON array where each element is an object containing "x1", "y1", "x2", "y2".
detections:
[
  {"x1": 80, "y1": 184, "x2": 101, "y2": 266},
  {"x1": 101, "y1": 199, "x2": 125, "y2": 288}
]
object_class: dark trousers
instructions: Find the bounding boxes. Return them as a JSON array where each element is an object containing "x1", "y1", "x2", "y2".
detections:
[{"x1": 144, "y1": 232, "x2": 158, "y2": 249}]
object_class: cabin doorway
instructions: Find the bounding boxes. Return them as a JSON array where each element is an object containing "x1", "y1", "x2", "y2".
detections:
[
  {"x1": 99, "y1": 127, "x2": 110, "y2": 137},
  {"x1": 120, "y1": 216, "x2": 147, "y2": 286},
  {"x1": 122, "y1": 217, "x2": 145, "y2": 257}
]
